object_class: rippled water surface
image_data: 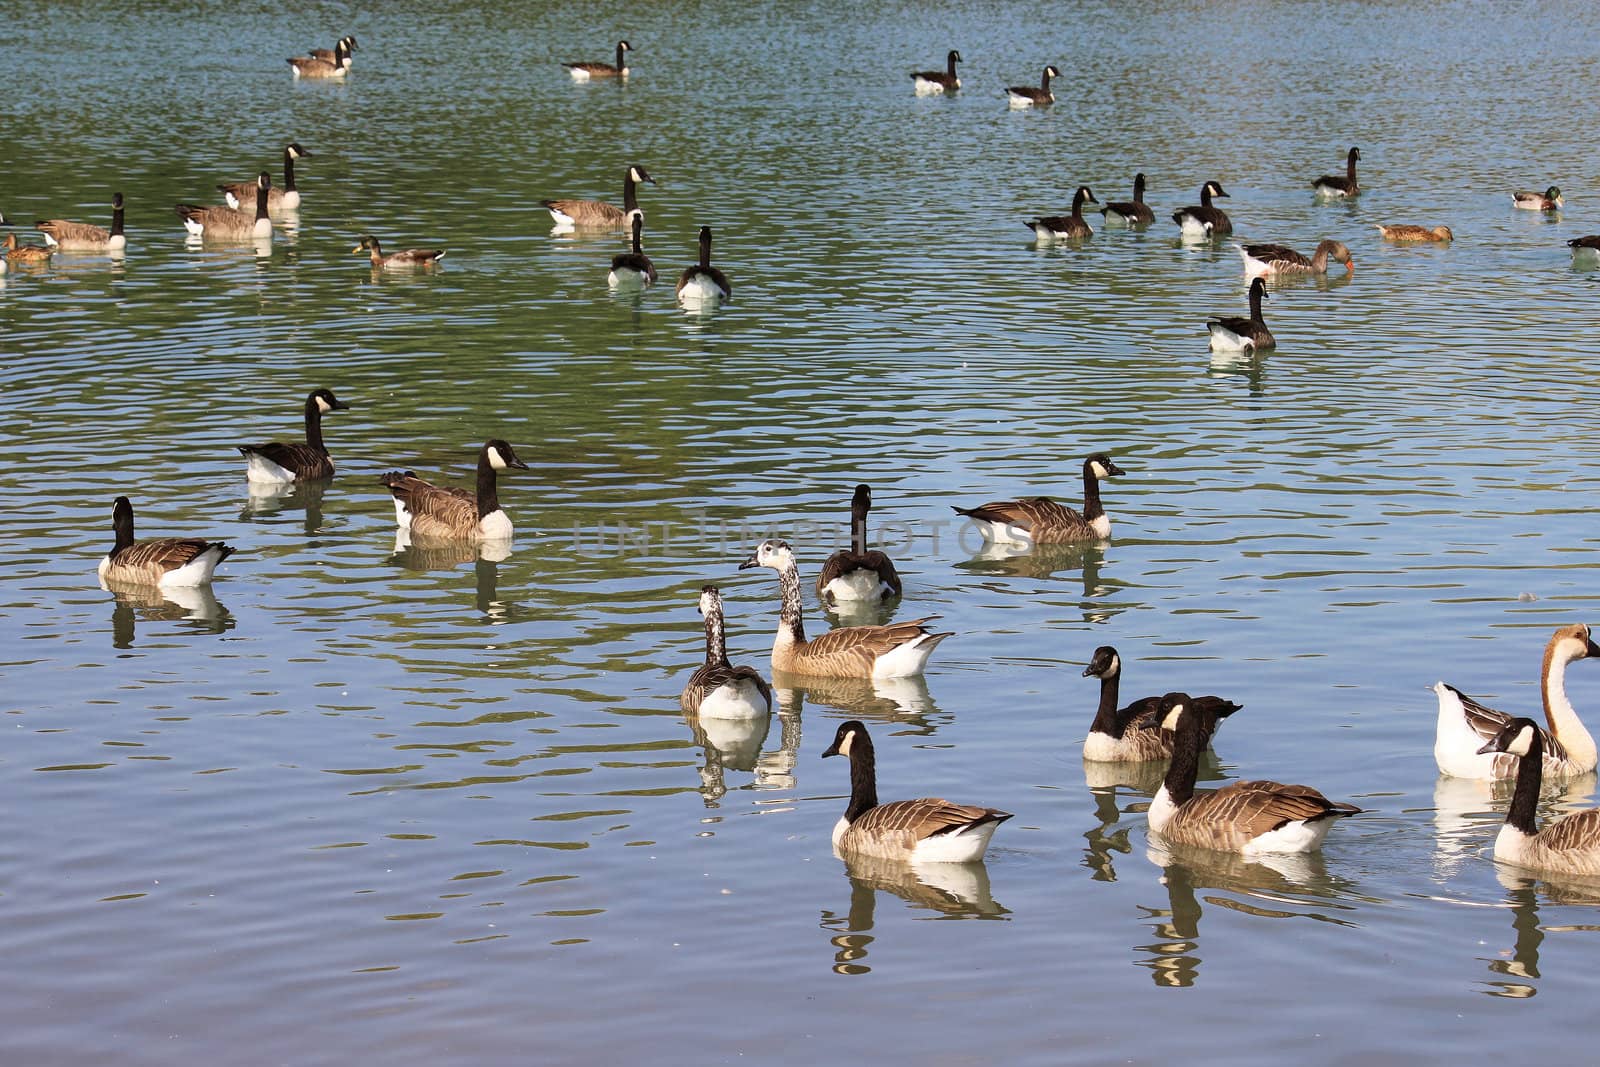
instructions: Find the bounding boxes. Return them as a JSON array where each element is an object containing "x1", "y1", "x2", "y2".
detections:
[{"x1": 7, "y1": 1, "x2": 1600, "y2": 1062}]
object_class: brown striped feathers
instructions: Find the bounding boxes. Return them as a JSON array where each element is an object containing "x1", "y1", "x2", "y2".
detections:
[
  {"x1": 953, "y1": 453, "x2": 1124, "y2": 544},
  {"x1": 36, "y1": 192, "x2": 125, "y2": 252},
  {"x1": 98, "y1": 496, "x2": 235, "y2": 589},
  {"x1": 381, "y1": 439, "x2": 529, "y2": 542}
]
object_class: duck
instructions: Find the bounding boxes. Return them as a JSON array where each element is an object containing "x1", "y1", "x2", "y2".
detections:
[
  {"x1": 3, "y1": 233, "x2": 54, "y2": 265},
  {"x1": 176, "y1": 173, "x2": 273, "y2": 240},
  {"x1": 1569, "y1": 235, "x2": 1600, "y2": 261},
  {"x1": 821, "y1": 719, "x2": 1012, "y2": 863},
  {"x1": 680, "y1": 586, "x2": 774, "y2": 718},
  {"x1": 237, "y1": 387, "x2": 351, "y2": 484},
  {"x1": 380, "y1": 439, "x2": 530, "y2": 542},
  {"x1": 97, "y1": 496, "x2": 235, "y2": 589},
  {"x1": 951, "y1": 453, "x2": 1124, "y2": 545},
  {"x1": 1375, "y1": 223, "x2": 1453, "y2": 243},
  {"x1": 911, "y1": 49, "x2": 961, "y2": 94},
  {"x1": 35, "y1": 192, "x2": 126, "y2": 252},
  {"x1": 608, "y1": 215, "x2": 657, "y2": 288},
  {"x1": 1235, "y1": 239, "x2": 1354, "y2": 277},
  {"x1": 308, "y1": 35, "x2": 358, "y2": 68},
  {"x1": 676, "y1": 225, "x2": 732, "y2": 306},
  {"x1": 1206, "y1": 276, "x2": 1274, "y2": 352},
  {"x1": 1478, "y1": 717, "x2": 1600, "y2": 878},
  {"x1": 1148, "y1": 693, "x2": 1361, "y2": 854},
  {"x1": 1433, "y1": 623, "x2": 1600, "y2": 779},
  {"x1": 1311, "y1": 146, "x2": 1360, "y2": 198},
  {"x1": 542, "y1": 164, "x2": 654, "y2": 231},
  {"x1": 1513, "y1": 185, "x2": 1562, "y2": 211},
  {"x1": 1026, "y1": 185, "x2": 1098, "y2": 242},
  {"x1": 354, "y1": 234, "x2": 445, "y2": 270},
  {"x1": 1172, "y1": 180, "x2": 1231, "y2": 238},
  {"x1": 1081, "y1": 645, "x2": 1242, "y2": 762},
  {"x1": 738, "y1": 539, "x2": 950, "y2": 678},
  {"x1": 220, "y1": 143, "x2": 312, "y2": 212},
  {"x1": 816, "y1": 484, "x2": 902, "y2": 605},
  {"x1": 563, "y1": 40, "x2": 632, "y2": 80},
  {"x1": 1100, "y1": 173, "x2": 1155, "y2": 226},
  {"x1": 1006, "y1": 65, "x2": 1058, "y2": 108},
  {"x1": 288, "y1": 39, "x2": 349, "y2": 78}
]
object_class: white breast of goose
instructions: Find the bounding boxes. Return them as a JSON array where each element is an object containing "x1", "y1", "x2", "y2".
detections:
[
  {"x1": 913, "y1": 76, "x2": 950, "y2": 95},
  {"x1": 699, "y1": 679, "x2": 771, "y2": 719},
  {"x1": 823, "y1": 568, "x2": 892, "y2": 602},
  {"x1": 244, "y1": 452, "x2": 298, "y2": 485},
  {"x1": 678, "y1": 274, "x2": 727, "y2": 305},
  {"x1": 478, "y1": 508, "x2": 513, "y2": 540}
]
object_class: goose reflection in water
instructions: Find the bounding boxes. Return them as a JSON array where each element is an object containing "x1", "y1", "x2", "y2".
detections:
[
  {"x1": 1208, "y1": 348, "x2": 1268, "y2": 397},
  {"x1": 239, "y1": 477, "x2": 328, "y2": 535},
  {"x1": 685, "y1": 708, "x2": 805, "y2": 806},
  {"x1": 1431, "y1": 772, "x2": 1597, "y2": 882},
  {"x1": 957, "y1": 538, "x2": 1111, "y2": 590},
  {"x1": 820, "y1": 852, "x2": 1010, "y2": 975},
  {"x1": 773, "y1": 671, "x2": 943, "y2": 731},
  {"x1": 1479, "y1": 860, "x2": 1600, "y2": 999},
  {"x1": 387, "y1": 532, "x2": 515, "y2": 620},
  {"x1": 1081, "y1": 751, "x2": 1232, "y2": 883},
  {"x1": 108, "y1": 584, "x2": 232, "y2": 648}
]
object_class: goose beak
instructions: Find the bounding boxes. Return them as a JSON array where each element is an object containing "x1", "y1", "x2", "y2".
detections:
[
  {"x1": 1476, "y1": 738, "x2": 1499, "y2": 755},
  {"x1": 351, "y1": 245, "x2": 365, "y2": 254},
  {"x1": 1587, "y1": 637, "x2": 1600, "y2": 657},
  {"x1": 1106, "y1": 461, "x2": 1127, "y2": 477},
  {"x1": 737, "y1": 551, "x2": 759, "y2": 570},
  {"x1": 821, "y1": 741, "x2": 840, "y2": 758},
  {"x1": 1345, "y1": 260, "x2": 1355, "y2": 272},
  {"x1": 510, "y1": 457, "x2": 530, "y2": 471}
]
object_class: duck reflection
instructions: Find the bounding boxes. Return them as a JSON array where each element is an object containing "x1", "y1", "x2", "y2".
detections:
[
  {"x1": 820, "y1": 852, "x2": 1009, "y2": 975},
  {"x1": 107, "y1": 583, "x2": 232, "y2": 647},
  {"x1": 239, "y1": 477, "x2": 328, "y2": 534},
  {"x1": 773, "y1": 670, "x2": 942, "y2": 730}
]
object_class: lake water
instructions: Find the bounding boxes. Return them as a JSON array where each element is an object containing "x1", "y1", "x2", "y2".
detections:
[{"x1": 6, "y1": 1, "x2": 1600, "y2": 1062}]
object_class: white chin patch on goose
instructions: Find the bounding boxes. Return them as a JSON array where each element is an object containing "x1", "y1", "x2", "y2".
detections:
[{"x1": 487, "y1": 446, "x2": 507, "y2": 469}]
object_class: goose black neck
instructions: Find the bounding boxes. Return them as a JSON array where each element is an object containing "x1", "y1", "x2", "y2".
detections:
[
  {"x1": 1039, "y1": 68, "x2": 1052, "y2": 90},
  {"x1": 1249, "y1": 283, "x2": 1266, "y2": 325},
  {"x1": 284, "y1": 148, "x2": 298, "y2": 192},
  {"x1": 623, "y1": 174, "x2": 639, "y2": 212},
  {"x1": 1346, "y1": 149, "x2": 1359, "y2": 183},
  {"x1": 845, "y1": 731, "x2": 880, "y2": 822},
  {"x1": 849, "y1": 497, "x2": 869, "y2": 554},
  {"x1": 255, "y1": 184, "x2": 271, "y2": 221},
  {"x1": 947, "y1": 51, "x2": 959, "y2": 76},
  {"x1": 1161, "y1": 709, "x2": 1204, "y2": 806},
  {"x1": 1133, "y1": 174, "x2": 1146, "y2": 203},
  {"x1": 1089, "y1": 670, "x2": 1123, "y2": 737},
  {"x1": 475, "y1": 452, "x2": 502, "y2": 519},
  {"x1": 1507, "y1": 731, "x2": 1544, "y2": 837},
  {"x1": 698, "y1": 230, "x2": 712, "y2": 270},
  {"x1": 112, "y1": 501, "x2": 135, "y2": 552},
  {"x1": 1071, "y1": 188, "x2": 1087, "y2": 218},
  {"x1": 1082, "y1": 463, "x2": 1106, "y2": 521},
  {"x1": 630, "y1": 221, "x2": 643, "y2": 254},
  {"x1": 777, "y1": 558, "x2": 806, "y2": 645},
  {"x1": 615, "y1": 42, "x2": 627, "y2": 69},
  {"x1": 703, "y1": 603, "x2": 730, "y2": 667},
  {"x1": 110, "y1": 198, "x2": 125, "y2": 237},
  {"x1": 303, "y1": 395, "x2": 329, "y2": 453},
  {"x1": 1200, "y1": 185, "x2": 1213, "y2": 208}
]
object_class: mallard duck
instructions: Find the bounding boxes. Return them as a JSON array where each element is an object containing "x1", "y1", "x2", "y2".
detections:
[
  {"x1": 1513, "y1": 185, "x2": 1562, "y2": 211},
  {"x1": 1375, "y1": 223, "x2": 1453, "y2": 243},
  {"x1": 354, "y1": 234, "x2": 445, "y2": 270}
]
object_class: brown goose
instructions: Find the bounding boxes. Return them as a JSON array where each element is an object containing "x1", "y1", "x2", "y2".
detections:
[
  {"x1": 563, "y1": 40, "x2": 632, "y2": 80},
  {"x1": 952, "y1": 453, "x2": 1125, "y2": 545},
  {"x1": 1081, "y1": 645, "x2": 1242, "y2": 762},
  {"x1": 238, "y1": 388, "x2": 351, "y2": 484},
  {"x1": 821, "y1": 719, "x2": 1012, "y2": 863},
  {"x1": 1513, "y1": 185, "x2": 1562, "y2": 211},
  {"x1": 380, "y1": 439, "x2": 530, "y2": 542},
  {"x1": 1101, "y1": 173, "x2": 1155, "y2": 226},
  {"x1": 97, "y1": 496, "x2": 235, "y2": 589},
  {"x1": 542, "y1": 164, "x2": 654, "y2": 230},
  {"x1": 739, "y1": 540, "x2": 950, "y2": 678},
  {"x1": 1478, "y1": 718, "x2": 1600, "y2": 878},
  {"x1": 176, "y1": 173, "x2": 272, "y2": 240},
  {"x1": 911, "y1": 49, "x2": 962, "y2": 94},
  {"x1": 1026, "y1": 185, "x2": 1098, "y2": 242},
  {"x1": 1236, "y1": 239, "x2": 1354, "y2": 277},
  {"x1": 1311, "y1": 146, "x2": 1360, "y2": 197},
  {"x1": 608, "y1": 215, "x2": 657, "y2": 288},
  {"x1": 308, "y1": 36, "x2": 358, "y2": 67},
  {"x1": 1206, "y1": 276, "x2": 1274, "y2": 352},
  {"x1": 288, "y1": 39, "x2": 349, "y2": 78},
  {"x1": 3, "y1": 233, "x2": 54, "y2": 264},
  {"x1": 676, "y1": 225, "x2": 731, "y2": 306},
  {"x1": 1375, "y1": 223, "x2": 1453, "y2": 242},
  {"x1": 1148, "y1": 693, "x2": 1360, "y2": 854},
  {"x1": 816, "y1": 484, "x2": 902, "y2": 605},
  {"x1": 220, "y1": 144, "x2": 312, "y2": 212},
  {"x1": 1173, "y1": 180, "x2": 1231, "y2": 238},
  {"x1": 354, "y1": 234, "x2": 445, "y2": 270},
  {"x1": 35, "y1": 192, "x2": 126, "y2": 252},
  {"x1": 1006, "y1": 64, "x2": 1058, "y2": 107},
  {"x1": 680, "y1": 586, "x2": 773, "y2": 718}
]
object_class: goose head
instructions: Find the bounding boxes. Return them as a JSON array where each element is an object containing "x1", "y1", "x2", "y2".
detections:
[
  {"x1": 1550, "y1": 622, "x2": 1600, "y2": 663},
  {"x1": 1084, "y1": 453, "x2": 1125, "y2": 481},
  {"x1": 310, "y1": 387, "x2": 350, "y2": 413},
  {"x1": 256, "y1": 172, "x2": 272, "y2": 192},
  {"x1": 484, "y1": 439, "x2": 530, "y2": 471},
  {"x1": 1319, "y1": 239, "x2": 1355, "y2": 271},
  {"x1": 1348, "y1": 146, "x2": 1361, "y2": 164},
  {"x1": 618, "y1": 40, "x2": 634, "y2": 53},
  {"x1": 949, "y1": 49, "x2": 963, "y2": 65},
  {"x1": 1157, "y1": 692, "x2": 1190, "y2": 732},
  {"x1": 1073, "y1": 185, "x2": 1099, "y2": 209},
  {"x1": 1043, "y1": 65, "x2": 1060, "y2": 82},
  {"x1": 821, "y1": 719, "x2": 870, "y2": 759},
  {"x1": 629, "y1": 165, "x2": 657, "y2": 187},
  {"x1": 739, "y1": 538, "x2": 795, "y2": 573},
  {"x1": 1478, "y1": 717, "x2": 1540, "y2": 759},
  {"x1": 1203, "y1": 180, "x2": 1230, "y2": 200},
  {"x1": 1081, "y1": 645, "x2": 1121, "y2": 680},
  {"x1": 697, "y1": 584, "x2": 724, "y2": 618},
  {"x1": 287, "y1": 142, "x2": 312, "y2": 160},
  {"x1": 851, "y1": 483, "x2": 872, "y2": 516}
]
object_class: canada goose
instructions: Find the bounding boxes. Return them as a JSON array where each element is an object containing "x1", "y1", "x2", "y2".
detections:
[
  {"x1": 380, "y1": 439, "x2": 530, "y2": 542},
  {"x1": 98, "y1": 496, "x2": 235, "y2": 589},
  {"x1": 1149, "y1": 693, "x2": 1360, "y2": 854},
  {"x1": 3, "y1": 233, "x2": 53, "y2": 264},
  {"x1": 238, "y1": 387, "x2": 351, "y2": 484},
  {"x1": 220, "y1": 143, "x2": 312, "y2": 212},
  {"x1": 1311, "y1": 146, "x2": 1361, "y2": 198},
  {"x1": 951, "y1": 453, "x2": 1125, "y2": 545},
  {"x1": 1172, "y1": 180, "x2": 1231, "y2": 238},
  {"x1": 608, "y1": 215, "x2": 656, "y2": 288},
  {"x1": 911, "y1": 49, "x2": 961, "y2": 94},
  {"x1": 1433, "y1": 623, "x2": 1600, "y2": 779},
  {"x1": 681, "y1": 586, "x2": 774, "y2": 718},
  {"x1": 821, "y1": 720, "x2": 1012, "y2": 863},
  {"x1": 288, "y1": 39, "x2": 349, "y2": 78},
  {"x1": 816, "y1": 484, "x2": 903, "y2": 605},
  {"x1": 1100, "y1": 173, "x2": 1155, "y2": 226},
  {"x1": 676, "y1": 225, "x2": 731, "y2": 306},
  {"x1": 1081, "y1": 645, "x2": 1242, "y2": 762},
  {"x1": 563, "y1": 40, "x2": 632, "y2": 80},
  {"x1": 1026, "y1": 185, "x2": 1098, "y2": 242},
  {"x1": 738, "y1": 539, "x2": 950, "y2": 678},
  {"x1": 1568, "y1": 235, "x2": 1600, "y2": 260},
  {"x1": 35, "y1": 192, "x2": 126, "y2": 252},
  {"x1": 354, "y1": 234, "x2": 445, "y2": 270},
  {"x1": 1478, "y1": 718, "x2": 1600, "y2": 878},
  {"x1": 1236, "y1": 239, "x2": 1354, "y2": 277},
  {"x1": 1006, "y1": 64, "x2": 1058, "y2": 108},
  {"x1": 176, "y1": 174, "x2": 272, "y2": 240},
  {"x1": 542, "y1": 164, "x2": 654, "y2": 231},
  {"x1": 308, "y1": 35, "x2": 358, "y2": 67},
  {"x1": 1206, "y1": 276, "x2": 1274, "y2": 352},
  {"x1": 1513, "y1": 185, "x2": 1562, "y2": 211},
  {"x1": 1375, "y1": 223, "x2": 1453, "y2": 243}
]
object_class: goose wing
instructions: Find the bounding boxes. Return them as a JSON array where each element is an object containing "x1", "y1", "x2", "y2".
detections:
[
  {"x1": 799, "y1": 616, "x2": 949, "y2": 675},
  {"x1": 682, "y1": 663, "x2": 772, "y2": 711},
  {"x1": 1443, "y1": 683, "x2": 1570, "y2": 766},
  {"x1": 239, "y1": 441, "x2": 331, "y2": 478},
  {"x1": 112, "y1": 537, "x2": 217, "y2": 573},
  {"x1": 851, "y1": 797, "x2": 1011, "y2": 845},
  {"x1": 1243, "y1": 243, "x2": 1309, "y2": 268},
  {"x1": 816, "y1": 549, "x2": 902, "y2": 597},
  {"x1": 542, "y1": 199, "x2": 626, "y2": 226},
  {"x1": 1534, "y1": 809, "x2": 1600, "y2": 854},
  {"x1": 954, "y1": 496, "x2": 1088, "y2": 537},
  {"x1": 382, "y1": 473, "x2": 477, "y2": 533},
  {"x1": 35, "y1": 219, "x2": 110, "y2": 245},
  {"x1": 1171, "y1": 780, "x2": 1357, "y2": 849}
]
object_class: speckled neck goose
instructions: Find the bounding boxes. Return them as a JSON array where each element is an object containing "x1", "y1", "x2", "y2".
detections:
[
  {"x1": 1101, "y1": 173, "x2": 1155, "y2": 226},
  {"x1": 564, "y1": 40, "x2": 632, "y2": 80},
  {"x1": 1206, "y1": 277, "x2": 1274, "y2": 352},
  {"x1": 608, "y1": 215, "x2": 657, "y2": 288},
  {"x1": 355, "y1": 234, "x2": 445, "y2": 270},
  {"x1": 911, "y1": 49, "x2": 962, "y2": 94},
  {"x1": 309, "y1": 36, "x2": 358, "y2": 67},
  {"x1": 1479, "y1": 718, "x2": 1600, "y2": 877},
  {"x1": 1237, "y1": 239, "x2": 1354, "y2": 277},
  {"x1": 1433, "y1": 623, "x2": 1600, "y2": 779},
  {"x1": 1513, "y1": 185, "x2": 1562, "y2": 211},
  {"x1": 681, "y1": 586, "x2": 774, "y2": 718},
  {"x1": 380, "y1": 439, "x2": 530, "y2": 542},
  {"x1": 1567, "y1": 235, "x2": 1600, "y2": 259},
  {"x1": 98, "y1": 496, "x2": 235, "y2": 589},
  {"x1": 676, "y1": 225, "x2": 731, "y2": 306},
  {"x1": 1027, "y1": 185, "x2": 1098, "y2": 242},
  {"x1": 177, "y1": 173, "x2": 272, "y2": 240},
  {"x1": 1006, "y1": 65, "x2": 1058, "y2": 108},
  {"x1": 739, "y1": 539, "x2": 950, "y2": 678},
  {"x1": 1148, "y1": 693, "x2": 1360, "y2": 855},
  {"x1": 1081, "y1": 645, "x2": 1242, "y2": 762},
  {"x1": 3, "y1": 232, "x2": 54, "y2": 264},
  {"x1": 221, "y1": 144, "x2": 312, "y2": 212},
  {"x1": 1172, "y1": 180, "x2": 1231, "y2": 238},
  {"x1": 1311, "y1": 146, "x2": 1360, "y2": 198},
  {"x1": 238, "y1": 388, "x2": 350, "y2": 484},
  {"x1": 1375, "y1": 223, "x2": 1453, "y2": 242},
  {"x1": 952, "y1": 453, "x2": 1124, "y2": 545},
  {"x1": 816, "y1": 484, "x2": 903, "y2": 605},
  {"x1": 542, "y1": 164, "x2": 654, "y2": 231},
  {"x1": 821, "y1": 719, "x2": 1012, "y2": 863},
  {"x1": 36, "y1": 192, "x2": 126, "y2": 252},
  {"x1": 288, "y1": 39, "x2": 349, "y2": 78}
]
